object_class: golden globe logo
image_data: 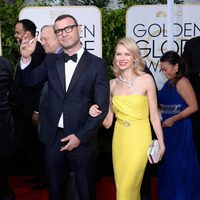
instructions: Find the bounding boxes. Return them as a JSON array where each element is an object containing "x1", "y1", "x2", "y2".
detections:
[
  {"x1": 126, "y1": 4, "x2": 200, "y2": 89},
  {"x1": 19, "y1": 6, "x2": 102, "y2": 57}
]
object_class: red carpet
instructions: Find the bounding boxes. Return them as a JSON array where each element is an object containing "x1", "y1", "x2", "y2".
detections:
[
  {"x1": 9, "y1": 176, "x2": 48, "y2": 200},
  {"x1": 10, "y1": 176, "x2": 157, "y2": 200}
]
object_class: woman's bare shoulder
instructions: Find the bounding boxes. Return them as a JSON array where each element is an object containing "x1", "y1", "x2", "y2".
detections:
[
  {"x1": 177, "y1": 77, "x2": 191, "y2": 90},
  {"x1": 110, "y1": 78, "x2": 117, "y2": 91},
  {"x1": 110, "y1": 78, "x2": 117, "y2": 85},
  {"x1": 139, "y1": 72, "x2": 154, "y2": 83},
  {"x1": 177, "y1": 77, "x2": 189, "y2": 85}
]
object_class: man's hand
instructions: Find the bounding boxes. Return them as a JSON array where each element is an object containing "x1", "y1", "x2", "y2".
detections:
[
  {"x1": 60, "y1": 134, "x2": 81, "y2": 152},
  {"x1": 20, "y1": 33, "x2": 37, "y2": 63},
  {"x1": 32, "y1": 112, "x2": 39, "y2": 126}
]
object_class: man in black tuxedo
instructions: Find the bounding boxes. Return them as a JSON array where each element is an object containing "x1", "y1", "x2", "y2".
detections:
[
  {"x1": 14, "y1": 19, "x2": 46, "y2": 188},
  {"x1": 0, "y1": 56, "x2": 15, "y2": 200},
  {"x1": 19, "y1": 14, "x2": 110, "y2": 200},
  {"x1": 39, "y1": 25, "x2": 79, "y2": 198},
  {"x1": 182, "y1": 36, "x2": 200, "y2": 162}
]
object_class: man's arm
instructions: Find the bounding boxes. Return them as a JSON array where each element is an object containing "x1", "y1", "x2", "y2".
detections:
[
  {"x1": 76, "y1": 60, "x2": 110, "y2": 144},
  {"x1": 61, "y1": 60, "x2": 110, "y2": 151}
]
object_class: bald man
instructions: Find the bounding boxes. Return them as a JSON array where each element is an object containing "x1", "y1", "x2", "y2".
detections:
[
  {"x1": 33, "y1": 25, "x2": 62, "y2": 125},
  {"x1": 40, "y1": 25, "x2": 62, "y2": 54}
]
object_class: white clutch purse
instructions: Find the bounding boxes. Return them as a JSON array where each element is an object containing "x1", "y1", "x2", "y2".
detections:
[{"x1": 147, "y1": 139, "x2": 160, "y2": 164}]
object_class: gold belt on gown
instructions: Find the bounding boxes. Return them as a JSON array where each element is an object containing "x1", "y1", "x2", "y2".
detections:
[{"x1": 116, "y1": 118, "x2": 149, "y2": 127}]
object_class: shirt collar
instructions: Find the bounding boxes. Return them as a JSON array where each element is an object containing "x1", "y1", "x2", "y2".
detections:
[{"x1": 76, "y1": 47, "x2": 84, "y2": 63}]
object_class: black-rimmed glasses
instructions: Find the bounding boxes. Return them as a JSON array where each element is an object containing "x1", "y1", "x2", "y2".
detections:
[{"x1": 54, "y1": 24, "x2": 78, "y2": 36}]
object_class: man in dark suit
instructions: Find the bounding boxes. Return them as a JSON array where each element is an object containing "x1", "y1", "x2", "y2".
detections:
[
  {"x1": 182, "y1": 36, "x2": 200, "y2": 162},
  {"x1": 19, "y1": 14, "x2": 110, "y2": 200},
  {"x1": 37, "y1": 25, "x2": 62, "y2": 128},
  {"x1": 39, "y1": 25, "x2": 79, "y2": 199},
  {"x1": 0, "y1": 56, "x2": 15, "y2": 200},
  {"x1": 14, "y1": 19, "x2": 46, "y2": 188}
]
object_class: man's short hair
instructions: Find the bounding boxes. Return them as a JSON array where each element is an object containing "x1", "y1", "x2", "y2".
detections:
[
  {"x1": 17, "y1": 19, "x2": 37, "y2": 37},
  {"x1": 54, "y1": 14, "x2": 78, "y2": 25}
]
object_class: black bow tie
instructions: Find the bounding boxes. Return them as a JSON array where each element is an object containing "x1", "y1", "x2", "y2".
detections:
[{"x1": 64, "y1": 53, "x2": 77, "y2": 63}]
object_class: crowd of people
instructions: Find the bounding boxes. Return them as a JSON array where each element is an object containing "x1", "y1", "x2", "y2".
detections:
[{"x1": 0, "y1": 13, "x2": 200, "y2": 200}]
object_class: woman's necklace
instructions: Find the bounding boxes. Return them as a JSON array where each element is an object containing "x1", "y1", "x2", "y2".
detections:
[{"x1": 119, "y1": 75, "x2": 137, "y2": 89}]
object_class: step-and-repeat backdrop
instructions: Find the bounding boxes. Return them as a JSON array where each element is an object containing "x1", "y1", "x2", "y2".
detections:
[
  {"x1": 127, "y1": 5, "x2": 200, "y2": 89},
  {"x1": 14, "y1": 4, "x2": 200, "y2": 89},
  {"x1": 19, "y1": 6, "x2": 102, "y2": 57}
]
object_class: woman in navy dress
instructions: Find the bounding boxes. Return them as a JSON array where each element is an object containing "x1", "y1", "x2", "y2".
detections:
[{"x1": 158, "y1": 51, "x2": 200, "y2": 200}]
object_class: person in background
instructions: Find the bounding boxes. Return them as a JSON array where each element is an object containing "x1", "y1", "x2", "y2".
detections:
[
  {"x1": 0, "y1": 56, "x2": 15, "y2": 200},
  {"x1": 14, "y1": 19, "x2": 46, "y2": 189},
  {"x1": 158, "y1": 51, "x2": 200, "y2": 200},
  {"x1": 89, "y1": 37, "x2": 165, "y2": 200},
  {"x1": 182, "y1": 36, "x2": 200, "y2": 162},
  {"x1": 36, "y1": 25, "x2": 62, "y2": 132},
  {"x1": 40, "y1": 25, "x2": 62, "y2": 54},
  {"x1": 19, "y1": 14, "x2": 109, "y2": 200}
]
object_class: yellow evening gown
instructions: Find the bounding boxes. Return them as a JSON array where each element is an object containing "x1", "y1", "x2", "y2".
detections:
[{"x1": 112, "y1": 95, "x2": 152, "y2": 200}]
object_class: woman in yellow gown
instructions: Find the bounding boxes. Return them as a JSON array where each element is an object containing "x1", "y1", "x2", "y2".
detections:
[{"x1": 89, "y1": 37, "x2": 165, "y2": 200}]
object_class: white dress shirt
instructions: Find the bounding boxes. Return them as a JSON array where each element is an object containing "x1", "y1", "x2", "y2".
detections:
[{"x1": 58, "y1": 47, "x2": 84, "y2": 128}]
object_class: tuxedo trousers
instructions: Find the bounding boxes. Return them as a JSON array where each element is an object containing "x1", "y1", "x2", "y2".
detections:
[{"x1": 45, "y1": 128, "x2": 96, "y2": 200}]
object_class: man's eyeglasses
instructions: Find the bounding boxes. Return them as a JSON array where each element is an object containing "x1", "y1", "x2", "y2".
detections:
[{"x1": 54, "y1": 24, "x2": 78, "y2": 36}]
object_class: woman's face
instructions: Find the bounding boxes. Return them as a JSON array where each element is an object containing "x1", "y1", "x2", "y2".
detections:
[
  {"x1": 160, "y1": 61, "x2": 178, "y2": 80},
  {"x1": 115, "y1": 44, "x2": 134, "y2": 71}
]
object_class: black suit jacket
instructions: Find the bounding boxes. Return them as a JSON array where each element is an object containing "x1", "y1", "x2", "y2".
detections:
[
  {"x1": 182, "y1": 36, "x2": 200, "y2": 105},
  {"x1": 38, "y1": 49, "x2": 63, "y2": 131},
  {"x1": 0, "y1": 56, "x2": 15, "y2": 156},
  {"x1": 13, "y1": 41, "x2": 45, "y2": 118},
  {"x1": 21, "y1": 50, "x2": 110, "y2": 146}
]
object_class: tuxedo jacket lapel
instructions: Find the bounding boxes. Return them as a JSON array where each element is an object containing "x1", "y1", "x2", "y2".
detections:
[
  {"x1": 66, "y1": 51, "x2": 89, "y2": 95},
  {"x1": 56, "y1": 53, "x2": 66, "y2": 92}
]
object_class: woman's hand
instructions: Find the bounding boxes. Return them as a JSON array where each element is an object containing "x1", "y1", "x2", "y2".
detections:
[
  {"x1": 89, "y1": 104, "x2": 102, "y2": 117},
  {"x1": 162, "y1": 117, "x2": 174, "y2": 127},
  {"x1": 158, "y1": 144, "x2": 165, "y2": 162}
]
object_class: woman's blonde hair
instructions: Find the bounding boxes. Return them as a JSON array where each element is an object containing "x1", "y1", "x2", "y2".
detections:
[{"x1": 113, "y1": 37, "x2": 145, "y2": 77}]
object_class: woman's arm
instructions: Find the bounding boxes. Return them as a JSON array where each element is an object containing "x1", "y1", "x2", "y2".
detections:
[
  {"x1": 102, "y1": 94, "x2": 114, "y2": 129},
  {"x1": 146, "y1": 74, "x2": 165, "y2": 161},
  {"x1": 89, "y1": 97, "x2": 114, "y2": 129},
  {"x1": 89, "y1": 80, "x2": 115, "y2": 129},
  {"x1": 162, "y1": 77, "x2": 198, "y2": 127}
]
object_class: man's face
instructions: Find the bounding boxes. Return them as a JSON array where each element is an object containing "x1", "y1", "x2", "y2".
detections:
[
  {"x1": 15, "y1": 23, "x2": 26, "y2": 44},
  {"x1": 54, "y1": 17, "x2": 81, "y2": 52},
  {"x1": 40, "y1": 27, "x2": 60, "y2": 53}
]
